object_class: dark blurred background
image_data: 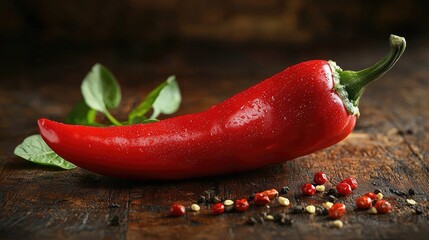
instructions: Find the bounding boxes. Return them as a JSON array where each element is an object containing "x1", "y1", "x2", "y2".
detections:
[
  {"x1": 1, "y1": 0, "x2": 427, "y2": 69},
  {"x1": 0, "y1": 0, "x2": 427, "y2": 106}
]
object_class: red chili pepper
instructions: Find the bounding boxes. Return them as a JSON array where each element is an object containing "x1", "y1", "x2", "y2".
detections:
[
  {"x1": 38, "y1": 35, "x2": 406, "y2": 180},
  {"x1": 235, "y1": 199, "x2": 250, "y2": 212}
]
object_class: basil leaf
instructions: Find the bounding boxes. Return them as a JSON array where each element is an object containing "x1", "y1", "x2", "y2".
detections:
[
  {"x1": 14, "y1": 135, "x2": 76, "y2": 170},
  {"x1": 127, "y1": 81, "x2": 168, "y2": 122},
  {"x1": 128, "y1": 75, "x2": 180, "y2": 123},
  {"x1": 81, "y1": 63, "x2": 121, "y2": 113},
  {"x1": 151, "y1": 76, "x2": 181, "y2": 119},
  {"x1": 65, "y1": 100, "x2": 97, "y2": 125}
]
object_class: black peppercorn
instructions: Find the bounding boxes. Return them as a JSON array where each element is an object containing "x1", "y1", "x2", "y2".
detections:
[
  {"x1": 374, "y1": 189, "x2": 382, "y2": 194},
  {"x1": 326, "y1": 194, "x2": 337, "y2": 203},
  {"x1": 280, "y1": 186, "x2": 290, "y2": 194},
  {"x1": 327, "y1": 188, "x2": 338, "y2": 197}
]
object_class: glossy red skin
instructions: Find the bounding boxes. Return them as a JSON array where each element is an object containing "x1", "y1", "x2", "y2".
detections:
[
  {"x1": 374, "y1": 200, "x2": 392, "y2": 214},
  {"x1": 356, "y1": 196, "x2": 372, "y2": 209},
  {"x1": 301, "y1": 183, "x2": 316, "y2": 196},
  {"x1": 328, "y1": 203, "x2": 346, "y2": 219},
  {"x1": 38, "y1": 60, "x2": 356, "y2": 180},
  {"x1": 314, "y1": 171, "x2": 328, "y2": 185},
  {"x1": 169, "y1": 203, "x2": 186, "y2": 217},
  {"x1": 261, "y1": 189, "x2": 279, "y2": 200},
  {"x1": 211, "y1": 203, "x2": 225, "y2": 215},
  {"x1": 341, "y1": 177, "x2": 358, "y2": 190},
  {"x1": 235, "y1": 199, "x2": 250, "y2": 212},
  {"x1": 336, "y1": 182, "x2": 352, "y2": 196},
  {"x1": 253, "y1": 193, "x2": 271, "y2": 205}
]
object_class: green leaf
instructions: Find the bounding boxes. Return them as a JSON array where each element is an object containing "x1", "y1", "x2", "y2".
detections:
[
  {"x1": 81, "y1": 63, "x2": 121, "y2": 113},
  {"x1": 128, "y1": 75, "x2": 181, "y2": 123},
  {"x1": 65, "y1": 100, "x2": 97, "y2": 125},
  {"x1": 151, "y1": 76, "x2": 181, "y2": 119},
  {"x1": 127, "y1": 81, "x2": 167, "y2": 122},
  {"x1": 14, "y1": 135, "x2": 76, "y2": 170}
]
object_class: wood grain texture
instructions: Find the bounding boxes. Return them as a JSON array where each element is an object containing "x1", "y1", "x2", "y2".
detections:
[{"x1": 1, "y1": 39, "x2": 428, "y2": 240}]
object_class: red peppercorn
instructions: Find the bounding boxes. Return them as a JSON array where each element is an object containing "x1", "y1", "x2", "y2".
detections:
[
  {"x1": 341, "y1": 177, "x2": 358, "y2": 190},
  {"x1": 356, "y1": 196, "x2": 372, "y2": 209},
  {"x1": 169, "y1": 203, "x2": 186, "y2": 217},
  {"x1": 328, "y1": 203, "x2": 346, "y2": 219},
  {"x1": 261, "y1": 189, "x2": 279, "y2": 200},
  {"x1": 301, "y1": 183, "x2": 316, "y2": 196},
  {"x1": 365, "y1": 192, "x2": 378, "y2": 200},
  {"x1": 211, "y1": 203, "x2": 225, "y2": 215},
  {"x1": 254, "y1": 193, "x2": 271, "y2": 205},
  {"x1": 336, "y1": 182, "x2": 352, "y2": 196},
  {"x1": 374, "y1": 200, "x2": 391, "y2": 214},
  {"x1": 314, "y1": 172, "x2": 328, "y2": 185},
  {"x1": 235, "y1": 198, "x2": 250, "y2": 212}
]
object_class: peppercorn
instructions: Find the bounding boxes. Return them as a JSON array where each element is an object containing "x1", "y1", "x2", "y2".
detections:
[
  {"x1": 316, "y1": 185, "x2": 326, "y2": 192},
  {"x1": 327, "y1": 188, "x2": 338, "y2": 197},
  {"x1": 331, "y1": 220, "x2": 343, "y2": 228},
  {"x1": 197, "y1": 196, "x2": 206, "y2": 204},
  {"x1": 326, "y1": 194, "x2": 337, "y2": 203},
  {"x1": 306, "y1": 205, "x2": 316, "y2": 214},
  {"x1": 211, "y1": 203, "x2": 225, "y2": 215},
  {"x1": 328, "y1": 203, "x2": 346, "y2": 219},
  {"x1": 301, "y1": 183, "x2": 316, "y2": 196},
  {"x1": 406, "y1": 199, "x2": 417, "y2": 205},
  {"x1": 356, "y1": 196, "x2": 372, "y2": 209},
  {"x1": 315, "y1": 206, "x2": 328, "y2": 215},
  {"x1": 191, "y1": 204, "x2": 201, "y2": 212},
  {"x1": 254, "y1": 193, "x2": 270, "y2": 205},
  {"x1": 374, "y1": 189, "x2": 382, "y2": 194},
  {"x1": 261, "y1": 189, "x2": 279, "y2": 199},
  {"x1": 169, "y1": 203, "x2": 186, "y2": 217},
  {"x1": 291, "y1": 205, "x2": 305, "y2": 214},
  {"x1": 408, "y1": 188, "x2": 415, "y2": 195},
  {"x1": 278, "y1": 196, "x2": 290, "y2": 206},
  {"x1": 322, "y1": 201, "x2": 334, "y2": 209},
  {"x1": 280, "y1": 186, "x2": 290, "y2": 194},
  {"x1": 374, "y1": 200, "x2": 391, "y2": 214},
  {"x1": 314, "y1": 172, "x2": 328, "y2": 185},
  {"x1": 365, "y1": 192, "x2": 378, "y2": 200},
  {"x1": 235, "y1": 199, "x2": 249, "y2": 212},
  {"x1": 341, "y1": 177, "x2": 358, "y2": 190},
  {"x1": 336, "y1": 182, "x2": 352, "y2": 196}
]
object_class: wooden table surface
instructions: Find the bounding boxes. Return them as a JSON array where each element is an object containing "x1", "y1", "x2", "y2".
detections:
[{"x1": 1, "y1": 37, "x2": 428, "y2": 239}]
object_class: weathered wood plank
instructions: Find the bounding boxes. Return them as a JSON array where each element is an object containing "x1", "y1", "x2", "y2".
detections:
[{"x1": 1, "y1": 40, "x2": 428, "y2": 239}]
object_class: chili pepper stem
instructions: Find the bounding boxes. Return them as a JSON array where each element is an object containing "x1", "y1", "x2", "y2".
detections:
[{"x1": 330, "y1": 34, "x2": 406, "y2": 116}]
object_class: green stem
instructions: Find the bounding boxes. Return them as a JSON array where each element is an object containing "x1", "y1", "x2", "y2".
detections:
[
  {"x1": 104, "y1": 110, "x2": 122, "y2": 126},
  {"x1": 331, "y1": 34, "x2": 406, "y2": 114}
]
